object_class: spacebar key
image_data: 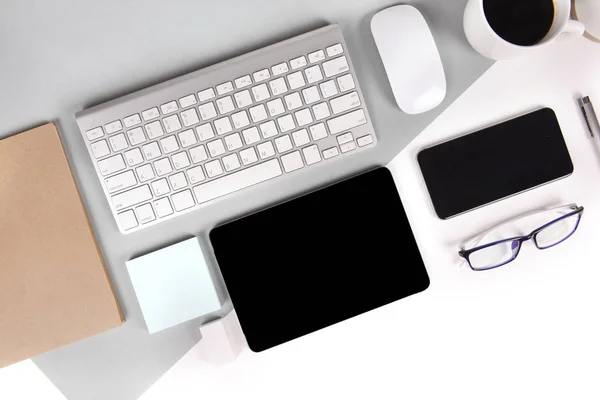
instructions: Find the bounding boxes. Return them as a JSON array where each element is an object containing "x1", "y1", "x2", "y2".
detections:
[
  {"x1": 327, "y1": 109, "x2": 366, "y2": 135},
  {"x1": 193, "y1": 159, "x2": 282, "y2": 204}
]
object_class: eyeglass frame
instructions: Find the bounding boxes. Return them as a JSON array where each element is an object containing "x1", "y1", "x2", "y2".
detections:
[{"x1": 458, "y1": 204, "x2": 584, "y2": 271}]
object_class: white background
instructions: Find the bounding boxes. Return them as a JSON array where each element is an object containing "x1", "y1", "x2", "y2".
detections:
[{"x1": 3, "y1": 30, "x2": 600, "y2": 400}]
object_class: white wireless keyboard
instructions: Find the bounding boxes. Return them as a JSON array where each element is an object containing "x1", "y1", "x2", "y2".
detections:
[{"x1": 76, "y1": 25, "x2": 376, "y2": 234}]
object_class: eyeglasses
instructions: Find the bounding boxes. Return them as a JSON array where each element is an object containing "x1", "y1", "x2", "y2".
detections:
[{"x1": 459, "y1": 204, "x2": 584, "y2": 271}]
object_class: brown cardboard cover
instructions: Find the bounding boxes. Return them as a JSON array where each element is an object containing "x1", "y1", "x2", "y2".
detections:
[{"x1": 0, "y1": 123, "x2": 123, "y2": 368}]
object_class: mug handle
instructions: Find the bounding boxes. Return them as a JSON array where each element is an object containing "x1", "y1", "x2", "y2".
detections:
[{"x1": 561, "y1": 19, "x2": 586, "y2": 37}]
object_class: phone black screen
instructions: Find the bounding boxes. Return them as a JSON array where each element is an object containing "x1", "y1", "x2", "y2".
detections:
[{"x1": 418, "y1": 108, "x2": 573, "y2": 219}]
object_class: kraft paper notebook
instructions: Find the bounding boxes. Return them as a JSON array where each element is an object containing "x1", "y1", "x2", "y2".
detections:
[{"x1": 0, "y1": 123, "x2": 123, "y2": 368}]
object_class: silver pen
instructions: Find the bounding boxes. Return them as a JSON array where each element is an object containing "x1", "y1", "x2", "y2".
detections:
[{"x1": 579, "y1": 96, "x2": 600, "y2": 144}]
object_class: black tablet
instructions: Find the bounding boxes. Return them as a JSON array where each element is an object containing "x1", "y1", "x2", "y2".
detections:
[{"x1": 210, "y1": 167, "x2": 430, "y2": 352}]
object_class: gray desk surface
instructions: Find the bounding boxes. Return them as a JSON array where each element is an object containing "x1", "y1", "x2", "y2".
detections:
[{"x1": 0, "y1": 0, "x2": 492, "y2": 399}]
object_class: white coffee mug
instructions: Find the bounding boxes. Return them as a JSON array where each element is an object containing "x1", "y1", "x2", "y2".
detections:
[{"x1": 464, "y1": 0, "x2": 585, "y2": 60}]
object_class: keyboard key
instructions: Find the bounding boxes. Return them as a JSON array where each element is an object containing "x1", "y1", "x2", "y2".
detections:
[
  {"x1": 145, "y1": 121, "x2": 165, "y2": 139},
  {"x1": 294, "y1": 109, "x2": 313, "y2": 127},
  {"x1": 178, "y1": 129, "x2": 197, "y2": 148},
  {"x1": 249, "y1": 104, "x2": 268, "y2": 123},
  {"x1": 260, "y1": 120, "x2": 278, "y2": 139},
  {"x1": 330, "y1": 91, "x2": 361, "y2": 114},
  {"x1": 281, "y1": 151, "x2": 304, "y2": 172},
  {"x1": 118, "y1": 210, "x2": 138, "y2": 231},
  {"x1": 310, "y1": 123, "x2": 328, "y2": 141},
  {"x1": 136, "y1": 203, "x2": 156, "y2": 224},
  {"x1": 124, "y1": 148, "x2": 144, "y2": 166},
  {"x1": 142, "y1": 142, "x2": 161, "y2": 160},
  {"x1": 91, "y1": 140, "x2": 110, "y2": 159},
  {"x1": 234, "y1": 75, "x2": 252, "y2": 89},
  {"x1": 154, "y1": 158, "x2": 173, "y2": 176},
  {"x1": 142, "y1": 107, "x2": 160, "y2": 121},
  {"x1": 312, "y1": 102, "x2": 331, "y2": 120},
  {"x1": 277, "y1": 114, "x2": 296, "y2": 133},
  {"x1": 160, "y1": 135, "x2": 179, "y2": 153},
  {"x1": 187, "y1": 165, "x2": 206, "y2": 184},
  {"x1": 357, "y1": 134, "x2": 374, "y2": 147},
  {"x1": 234, "y1": 90, "x2": 253, "y2": 108},
  {"x1": 225, "y1": 133, "x2": 243, "y2": 151},
  {"x1": 86, "y1": 127, "x2": 104, "y2": 141},
  {"x1": 136, "y1": 164, "x2": 155, "y2": 182},
  {"x1": 305, "y1": 65, "x2": 323, "y2": 83},
  {"x1": 269, "y1": 77, "x2": 288, "y2": 96},
  {"x1": 172, "y1": 190, "x2": 195, "y2": 211},
  {"x1": 252, "y1": 84, "x2": 270, "y2": 102},
  {"x1": 109, "y1": 133, "x2": 128, "y2": 152},
  {"x1": 266, "y1": 98, "x2": 285, "y2": 117},
  {"x1": 302, "y1": 86, "x2": 320, "y2": 104},
  {"x1": 231, "y1": 111, "x2": 250, "y2": 129},
  {"x1": 323, "y1": 147, "x2": 339, "y2": 159},
  {"x1": 275, "y1": 135, "x2": 293, "y2": 153},
  {"x1": 204, "y1": 159, "x2": 224, "y2": 178},
  {"x1": 105, "y1": 170, "x2": 137, "y2": 193},
  {"x1": 222, "y1": 153, "x2": 241, "y2": 172},
  {"x1": 179, "y1": 94, "x2": 197, "y2": 108},
  {"x1": 323, "y1": 56, "x2": 349, "y2": 77},
  {"x1": 198, "y1": 88, "x2": 216, "y2": 102},
  {"x1": 216, "y1": 81, "x2": 234, "y2": 95},
  {"x1": 284, "y1": 92, "x2": 303, "y2": 110},
  {"x1": 161, "y1": 101, "x2": 178, "y2": 115},
  {"x1": 127, "y1": 127, "x2": 146, "y2": 146},
  {"x1": 207, "y1": 138, "x2": 226, "y2": 157},
  {"x1": 290, "y1": 56, "x2": 307, "y2": 69},
  {"x1": 196, "y1": 123, "x2": 215, "y2": 141},
  {"x1": 152, "y1": 179, "x2": 170, "y2": 196},
  {"x1": 217, "y1": 96, "x2": 235, "y2": 114},
  {"x1": 112, "y1": 185, "x2": 152, "y2": 211},
  {"x1": 214, "y1": 117, "x2": 233, "y2": 135},
  {"x1": 253, "y1": 69, "x2": 270, "y2": 82},
  {"x1": 257, "y1": 141, "x2": 275, "y2": 159},
  {"x1": 287, "y1": 71, "x2": 306, "y2": 90},
  {"x1": 171, "y1": 151, "x2": 191, "y2": 169},
  {"x1": 189, "y1": 145, "x2": 208, "y2": 163},
  {"x1": 240, "y1": 147, "x2": 258, "y2": 165},
  {"x1": 326, "y1": 43, "x2": 344, "y2": 57},
  {"x1": 105, "y1": 120, "x2": 123, "y2": 134},
  {"x1": 193, "y1": 159, "x2": 282, "y2": 204},
  {"x1": 124, "y1": 114, "x2": 142, "y2": 128},
  {"x1": 163, "y1": 115, "x2": 182, "y2": 133},
  {"x1": 169, "y1": 172, "x2": 188, "y2": 191},
  {"x1": 320, "y1": 80, "x2": 338, "y2": 98},
  {"x1": 302, "y1": 144, "x2": 322, "y2": 165},
  {"x1": 153, "y1": 197, "x2": 174, "y2": 218},
  {"x1": 327, "y1": 109, "x2": 366, "y2": 135},
  {"x1": 337, "y1": 132, "x2": 354, "y2": 145},
  {"x1": 199, "y1": 102, "x2": 217, "y2": 120},
  {"x1": 271, "y1": 62, "x2": 289, "y2": 76},
  {"x1": 242, "y1": 127, "x2": 261, "y2": 145},
  {"x1": 340, "y1": 141, "x2": 357, "y2": 153},
  {"x1": 181, "y1": 108, "x2": 200, "y2": 127},
  {"x1": 292, "y1": 129, "x2": 310, "y2": 147},
  {"x1": 308, "y1": 50, "x2": 326, "y2": 63}
]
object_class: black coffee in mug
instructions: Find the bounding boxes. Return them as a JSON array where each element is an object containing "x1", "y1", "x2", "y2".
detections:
[{"x1": 483, "y1": 0, "x2": 555, "y2": 46}]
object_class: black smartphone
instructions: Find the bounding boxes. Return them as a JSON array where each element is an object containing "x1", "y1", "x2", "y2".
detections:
[{"x1": 418, "y1": 108, "x2": 573, "y2": 219}]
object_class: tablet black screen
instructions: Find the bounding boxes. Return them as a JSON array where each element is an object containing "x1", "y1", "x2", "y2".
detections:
[{"x1": 210, "y1": 167, "x2": 430, "y2": 352}]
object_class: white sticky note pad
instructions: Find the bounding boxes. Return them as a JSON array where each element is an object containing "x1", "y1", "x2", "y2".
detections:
[{"x1": 126, "y1": 238, "x2": 221, "y2": 334}]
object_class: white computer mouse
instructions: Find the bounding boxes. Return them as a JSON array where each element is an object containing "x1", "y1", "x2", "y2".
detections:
[{"x1": 371, "y1": 5, "x2": 446, "y2": 114}]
